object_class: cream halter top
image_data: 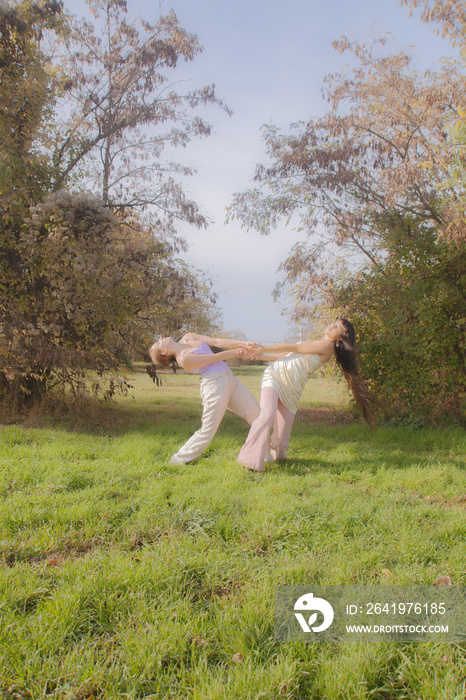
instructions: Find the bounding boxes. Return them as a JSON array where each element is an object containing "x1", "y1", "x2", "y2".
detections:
[{"x1": 261, "y1": 353, "x2": 322, "y2": 414}]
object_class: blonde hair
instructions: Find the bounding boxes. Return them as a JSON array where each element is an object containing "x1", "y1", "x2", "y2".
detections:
[{"x1": 149, "y1": 345, "x2": 174, "y2": 368}]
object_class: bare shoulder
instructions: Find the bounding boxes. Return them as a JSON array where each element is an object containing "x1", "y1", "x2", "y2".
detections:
[{"x1": 318, "y1": 338, "x2": 336, "y2": 363}]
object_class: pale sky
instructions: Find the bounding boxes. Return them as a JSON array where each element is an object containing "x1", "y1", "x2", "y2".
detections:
[{"x1": 66, "y1": 0, "x2": 456, "y2": 343}]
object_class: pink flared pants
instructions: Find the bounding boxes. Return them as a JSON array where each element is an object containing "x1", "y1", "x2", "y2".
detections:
[{"x1": 237, "y1": 387, "x2": 296, "y2": 472}]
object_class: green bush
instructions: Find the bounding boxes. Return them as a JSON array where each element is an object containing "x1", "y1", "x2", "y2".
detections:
[{"x1": 335, "y1": 216, "x2": 465, "y2": 425}]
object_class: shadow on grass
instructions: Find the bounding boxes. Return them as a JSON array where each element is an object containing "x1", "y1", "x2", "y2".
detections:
[
  {"x1": 18, "y1": 365, "x2": 349, "y2": 435},
  {"x1": 26, "y1": 392, "x2": 352, "y2": 435},
  {"x1": 264, "y1": 455, "x2": 406, "y2": 477},
  {"x1": 256, "y1": 417, "x2": 461, "y2": 475},
  {"x1": 25, "y1": 395, "x2": 201, "y2": 436}
]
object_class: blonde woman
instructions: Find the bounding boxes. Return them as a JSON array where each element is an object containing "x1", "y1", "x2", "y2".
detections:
[{"x1": 150, "y1": 332, "x2": 260, "y2": 465}]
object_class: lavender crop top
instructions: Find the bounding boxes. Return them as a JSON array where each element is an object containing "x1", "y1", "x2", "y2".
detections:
[{"x1": 187, "y1": 341, "x2": 230, "y2": 376}]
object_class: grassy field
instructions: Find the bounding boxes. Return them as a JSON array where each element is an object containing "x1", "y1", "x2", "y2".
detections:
[{"x1": 0, "y1": 366, "x2": 465, "y2": 700}]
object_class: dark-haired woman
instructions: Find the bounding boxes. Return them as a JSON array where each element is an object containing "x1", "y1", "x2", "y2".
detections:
[
  {"x1": 149, "y1": 333, "x2": 260, "y2": 465},
  {"x1": 236, "y1": 320, "x2": 377, "y2": 472}
]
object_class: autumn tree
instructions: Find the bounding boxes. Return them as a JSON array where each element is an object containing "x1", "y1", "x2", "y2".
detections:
[
  {"x1": 1, "y1": 0, "x2": 64, "y2": 408},
  {"x1": 231, "y1": 34, "x2": 466, "y2": 287},
  {"x1": 230, "y1": 32, "x2": 465, "y2": 423},
  {"x1": 51, "y1": 0, "x2": 228, "y2": 235},
  {"x1": 400, "y1": 0, "x2": 466, "y2": 45},
  {"x1": 1, "y1": 190, "x2": 222, "y2": 407},
  {"x1": 0, "y1": 0, "x2": 63, "y2": 195},
  {"x1": 0, "y1": 0, "x2": 224, "y2": 409}
]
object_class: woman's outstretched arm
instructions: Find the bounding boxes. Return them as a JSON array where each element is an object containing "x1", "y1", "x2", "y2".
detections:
[
  {"x1": 258, "y1": 339, "x2": 332, "y2": 355},
  {"x1": 256, "y1": 352, "x2": 290, "y2": 361},
  {"x1": 181, "y1": 332, "x2": 258, "y2": 349},
  {"x1": 177, "y1": 348, "x2": 237, "y2": 372}
]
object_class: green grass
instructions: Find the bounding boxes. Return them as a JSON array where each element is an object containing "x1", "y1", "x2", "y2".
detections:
[{"x1": 0, "y1": 366, "x2": 465, "y2": 699}]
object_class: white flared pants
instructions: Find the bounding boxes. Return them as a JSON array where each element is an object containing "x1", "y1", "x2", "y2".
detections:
[{"x1": 171, "y1": 371, "x2": 260, "y2": 464}]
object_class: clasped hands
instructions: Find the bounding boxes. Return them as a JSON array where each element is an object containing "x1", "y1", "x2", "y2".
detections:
[{"x1": 236, "y1": 342, "x2": 263, "y2": 361}]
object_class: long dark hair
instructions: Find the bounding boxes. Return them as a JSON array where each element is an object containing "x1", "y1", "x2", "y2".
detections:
[{"x1": 334, "y1": 319, "x2": 379, "y2": 426}]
